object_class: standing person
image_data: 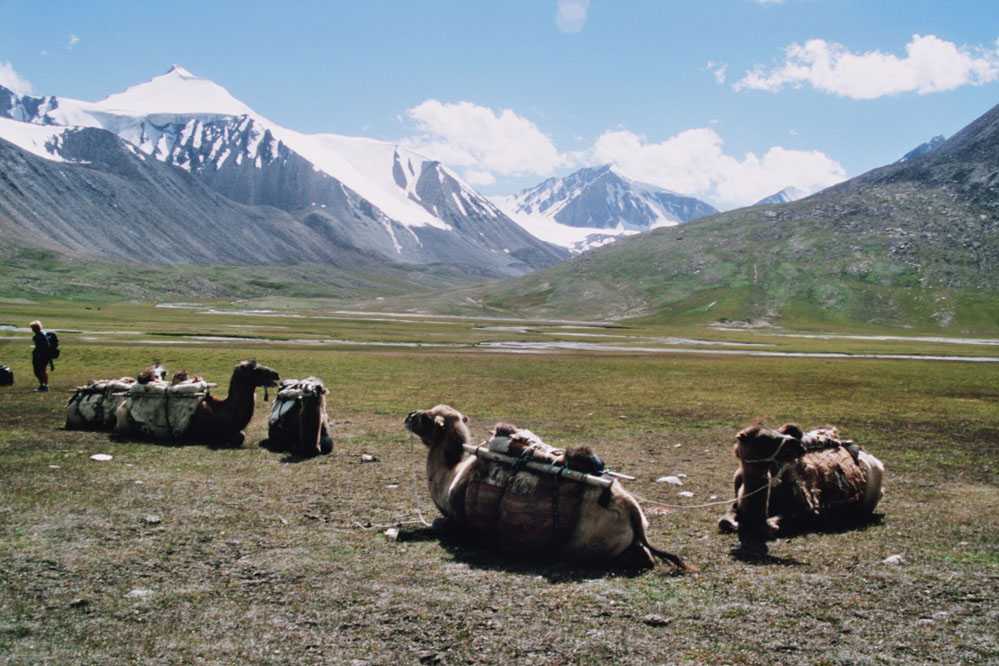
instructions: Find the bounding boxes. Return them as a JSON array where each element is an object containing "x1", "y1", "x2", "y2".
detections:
[{"x1": 29, "y1": 320, "x2": 52, "y2": 392}]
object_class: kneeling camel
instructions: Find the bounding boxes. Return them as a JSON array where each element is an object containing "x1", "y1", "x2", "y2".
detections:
[
  {"x1": 719, "y1": 423, "x2": 884, "y2": 556},
  {"x1": 405, "y1": 404, "x2": 691, "y2": 571}
]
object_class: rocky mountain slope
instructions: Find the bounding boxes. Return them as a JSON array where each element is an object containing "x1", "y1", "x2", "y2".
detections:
[
  {"x1": 493, "y1": 165, "x2": 717, "y2": 253},
  {"x1": 0, "y1": 66, "x2": 565, "y2": 276},
  {"x1": 467, "y1": 103, "x2": 999, "y2": 331}
]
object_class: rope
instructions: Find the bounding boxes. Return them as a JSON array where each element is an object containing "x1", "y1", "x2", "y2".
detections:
[{"x1": 633, "y1": 462, "x2": 790, "y2": 511}]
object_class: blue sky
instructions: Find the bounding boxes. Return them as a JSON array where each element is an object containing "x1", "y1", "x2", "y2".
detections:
[{"x1": 1, "y1": 0, "x2": 997, "y2": 207}]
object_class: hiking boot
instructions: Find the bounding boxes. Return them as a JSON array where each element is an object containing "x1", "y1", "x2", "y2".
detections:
[{"x1": 34, "y1": 385, "x2": 49, "y2": 392}]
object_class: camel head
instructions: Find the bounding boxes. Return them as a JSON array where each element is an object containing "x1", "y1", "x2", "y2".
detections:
[
  {"x1": 734, "y1": 423, "x2": 805, "y2": 469},
  {"x1": 233, "y1": 359, "x2": 280, "y2": 390},
  {"x1": 405, "y1": 404, "x2": 470, "y2": 449}
]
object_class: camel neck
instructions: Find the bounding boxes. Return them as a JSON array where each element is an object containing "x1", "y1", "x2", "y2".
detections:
[
  {"x1": 426, "y1": 431, "x2": 467, "y2": 518},
  {"x1": 223, "y1": 375, "x2": 257, "y2": 432}
]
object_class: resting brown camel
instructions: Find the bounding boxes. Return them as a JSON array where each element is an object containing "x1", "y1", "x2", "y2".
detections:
[
  {"x1": 115, "y1": 360, "x2": 279, "y2": 447},
  {"x1": 718, "y1": 423, "x2": 884, "y2": 557},
  {"x1": 267, "y1": 378, "x2": 334, "y2": 457},
  {"x1": 404, "y1": 404, "x2": 691, "y2": 571},
  {"x1": 185, "y1": 360, "x2": 280, "y2": 447}
]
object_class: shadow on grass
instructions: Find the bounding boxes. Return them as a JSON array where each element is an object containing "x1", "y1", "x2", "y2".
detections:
[
  {"x1": 258, "y1": 438, "x2": 332, "y2": 463},
  {"x1": 400, "y1": 520, "x2": 681, "y2": 583},
  {"x1": 727, "y1": 512, "x2": 886, "y2": 565}
]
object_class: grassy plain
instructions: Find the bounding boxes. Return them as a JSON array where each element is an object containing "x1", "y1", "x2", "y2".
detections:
[{"x1": 1, "y1": 302, "x2": 997, "y2": 664}]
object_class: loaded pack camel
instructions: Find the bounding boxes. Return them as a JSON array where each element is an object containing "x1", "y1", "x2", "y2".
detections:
[
  {"x1": 718, "y1": 423, "x2": 884, "y2": 556},
  {"x1": 267, "y1": 377, "x2": 334, "y2": 457},
  {"x1": 404, "y1": 404, "x2": 692, "y2": 572},
  {"x1": 115, "y1": 360, "x2": 279, "y2": 447}
]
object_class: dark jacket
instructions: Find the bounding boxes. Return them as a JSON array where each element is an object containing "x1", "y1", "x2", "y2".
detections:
[{"x1": 32, "y1": 331, "x2": 51, "y2": 368}]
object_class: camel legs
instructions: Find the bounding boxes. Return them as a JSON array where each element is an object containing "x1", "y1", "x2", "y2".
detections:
[{"x1": 718, "y1": 469, "x2": 742, "y2": 533}]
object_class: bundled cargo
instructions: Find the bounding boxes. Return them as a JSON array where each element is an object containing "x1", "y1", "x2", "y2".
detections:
[
  {"x1": 0, "y1": 364, "x2": 13, "y2": 386},
  {"x1": 268, "y1": 377, "x2": 333, "y2": 457},
  {"x1": 66, "y1": 377, "x2": 137, "y2": 429},
  {"x1": 114, "y1": 379, "x2": 214, "y2": 441}
]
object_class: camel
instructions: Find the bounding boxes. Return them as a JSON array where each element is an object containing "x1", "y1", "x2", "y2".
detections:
[
  {"x1": 404, "y1": 404, "x2": 691, "y2": 571},
  {"x1": 267, "y1": 377, "x2": 334, "y2": 457},
  {"x1": 115, "y1": 360, "x2": 279, "y2": 447},
  {"x1": 718, "y1": 423, "x2": 884, "y2": 557}
]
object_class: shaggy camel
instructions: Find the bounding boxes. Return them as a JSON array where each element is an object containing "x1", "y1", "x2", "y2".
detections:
[
  {"x1": 404, "y1": 404, "x2": 691, "y2": 571},
  {"x1": 718, "y1": 423, "x2": 884, "y2": 556},
  {"x1": 115, "y1": 360, "x2": 279, "y2": 447}
]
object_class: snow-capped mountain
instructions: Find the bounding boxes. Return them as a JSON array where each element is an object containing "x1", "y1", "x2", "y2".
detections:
[
  {"x1": 897, "y1": 135, "x2": 946, "y2": 163},
  {"x1": 753, "y1": 186, "x2": 808, "y2": 206},
  {"x1": 0, "y1": 66, "x2": 565, "y2": 274},
  {"x1": 493, "y1": 165, "x2": 717, "y2": 253}
]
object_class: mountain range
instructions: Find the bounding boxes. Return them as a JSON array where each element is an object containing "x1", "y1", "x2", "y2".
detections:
[
  {"x1": 493, "y1": 165, "x2": 717, "y2": 253},
  {"x1": 458, "y1": 103, "x2": 999, "y2": 330},
  {"x1": 0, "y1": 66, "x2": 566, "y2": 279}
]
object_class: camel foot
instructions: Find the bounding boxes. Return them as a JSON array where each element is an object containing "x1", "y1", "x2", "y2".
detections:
[
  {"x1": 718, "y1": 515, "x2": 739, "y2": 534},
  {"x1": 731, "y1": 540, "x2": 769, "y2": 560}
]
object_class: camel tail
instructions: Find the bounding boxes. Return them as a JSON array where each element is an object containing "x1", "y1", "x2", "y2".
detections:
[{"x1": 627, "y1": 496, "x2": 698, "y2": 574}]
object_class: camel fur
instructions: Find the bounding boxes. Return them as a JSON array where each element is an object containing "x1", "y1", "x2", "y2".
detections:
[
  {"x1": 404, "y1": 405, "x2": 691, "y2": 571},
  {"x1": 718, "y1": 422, "x2": 884, "y2": 555},
  {"x1": 115, "y1": 360, "x2": 279, "y2": 446}
]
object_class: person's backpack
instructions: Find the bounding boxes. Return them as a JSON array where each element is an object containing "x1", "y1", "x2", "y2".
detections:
[
  {"x1": 0, "y1": 365, "x2": 13, "y2": 386},
  {"x1": 45, "y1": 331, "x2": 61, "y2": 359}
]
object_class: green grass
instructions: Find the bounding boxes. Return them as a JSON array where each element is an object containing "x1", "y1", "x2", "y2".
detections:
[{"x1": 0, "y1": 303, "x2": 997, "y2": 663}]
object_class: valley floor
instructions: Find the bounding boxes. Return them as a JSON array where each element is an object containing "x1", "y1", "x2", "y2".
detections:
[{"x1": 0, "y1": 302, "x2": 997, "y2": 664}]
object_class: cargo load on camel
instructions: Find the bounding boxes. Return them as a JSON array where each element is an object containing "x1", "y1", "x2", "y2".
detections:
[
  {"x1": 114, "y1": 378, "x2": 214, "y2": 441},
  {"x1": 66, "y1": 377, "x2": 137, "y2": 430},
  {"x1": 268, "y1": 377, "x2": 333, "y2": 457}
]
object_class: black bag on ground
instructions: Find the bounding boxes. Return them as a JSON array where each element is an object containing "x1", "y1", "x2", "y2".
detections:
[
  {"x1": 45, "y1": 331, "x2": 60, "y2": 359},
  {"x1": 0, "y1": 365, "x2": 13, "y2": 386}
]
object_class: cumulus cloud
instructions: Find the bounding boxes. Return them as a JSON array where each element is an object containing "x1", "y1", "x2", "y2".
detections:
[
  {"x1": 67, "y1": 34, "x2": 80, "y2": 49},
  {"x1": 555, "y1": 0, "x2": 590, "y2": 33},
  {"x1": 706, "y1": 60, "x2": 728, "y2": 84},
  {"x1": 589, "y1": 127, "x2": 846, "y2": 209},
  {"x1": 0, "y1": 61, "x2": 32, "y2": 95},
  {"x1": 735, "y1": 34, "x2": 999, "y2": 99},
  {"x1": 404, "y1": 100, "x2": 566, "y2": 185}
]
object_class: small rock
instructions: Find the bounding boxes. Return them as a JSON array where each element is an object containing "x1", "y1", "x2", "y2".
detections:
[
  {"x1": 385, "y1": 484, "x2": 400, "y2": 489},
  {"x1": 931, "y1": 611, "x2": 949, "y2": 620},
  {"x1": 384, "y1": 528, "x2": 400, "y2": 542},
  {"x1": 678, "y1": 491, "x2": 694, "y2": 498},
  {"x1": 656, "y1": 476, "x2": 683, "y2": 486},
  {"x1": 673, "y1": 444, "x2": 682, "y2": 448},
  {"x1": 126, "y1": 588, "x2": 153, "y2": 599},
  {"x1": 90, "y1": 453, "x2": 113, "y2": 462},
  {"x1": 142, "y1": 515, "x2": 161, "y2": 525},
  {"x1": 134, "y1": 481, "x2": 144, "y2": 485},
  {"x1": 68, "y1": 598, "x2": 89, "y2": 609},
  {"x1": 49, "y1": 465, "x2": 61, "y2": 470},
  {"x1": 676, "y1": 473, "x2": 688, "y2": 479},
  {"x1": 360, "y1": 454, "x2": 378, "y2": 463},
  {"x1": 418, "y1": 651, "x2": 443, "y2": 664},
  {"x1": 882, "y1": 554, "x2": 905, "y2": 565},
  {"x1": 708, "y1": 495, "x2": 720, "y2": 501},
  {"x1": 642, "y1": 614, "x2": 672, "y2": 627}
]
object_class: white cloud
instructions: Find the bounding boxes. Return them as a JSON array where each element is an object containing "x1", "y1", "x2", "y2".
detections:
[
  {"x1": 67, "y1": 34, "x2": 80, "y2": 49},
  {"x1": 706, "y1": 61, "x2": 728, "y2": 84},
  {"x1": 735, "y1": 34, "x2": 999, "y2": 99},
  {"x1": 555, "y1": 0, "x2": 590, "y2": 33},
  {"x1": 589, "y1": 127, "x2": 845, "y2": 209},
  {"x1": 404, "y1": 100, "x2": 566, "y2": 185},
  {"x1": 0, "y1": 61, "x2": 32, "y2": 95}
]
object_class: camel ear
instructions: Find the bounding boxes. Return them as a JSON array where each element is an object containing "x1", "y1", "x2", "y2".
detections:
[{"x1": 434, "y1": 415, "x2": 446, "y2": 428}]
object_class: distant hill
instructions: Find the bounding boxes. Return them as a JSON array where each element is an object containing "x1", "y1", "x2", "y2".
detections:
[
  {"x1": 467, "y1": 103, "x2": 999, "y2": 331},
  {"x1": 493, "y1": 165, "x2": 717, "y2": 253},
  {"x1": 897, "y1": 135, "x2": 946, "y2": 163},
  {"x1": 753, "y1": 186, "x2": 807, "y2": 206}
]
